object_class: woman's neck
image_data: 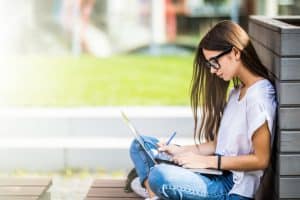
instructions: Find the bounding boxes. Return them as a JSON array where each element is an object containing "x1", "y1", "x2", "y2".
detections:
[{"x1": 237, "y1": 65, "x2": 263, "y2": 88}]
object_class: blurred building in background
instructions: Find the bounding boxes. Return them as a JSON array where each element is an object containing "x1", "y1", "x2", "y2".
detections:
[{"x1": 0, "y1": 0, "x2": 299, "y2": 57}]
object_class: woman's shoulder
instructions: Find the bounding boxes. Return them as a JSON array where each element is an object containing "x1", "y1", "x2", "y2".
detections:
[{"x1": 246, "y1": 79, "x2": 276, "y2": 106}]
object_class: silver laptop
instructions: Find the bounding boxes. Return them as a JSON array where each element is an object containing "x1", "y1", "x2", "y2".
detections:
[{"x1": 121, "y1": 111, "x2": 223, "y2": 175}]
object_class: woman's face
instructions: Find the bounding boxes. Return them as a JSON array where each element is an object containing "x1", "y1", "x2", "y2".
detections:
[{"x1": 202, "y1": 48, "x2": 239, "y2": 81}]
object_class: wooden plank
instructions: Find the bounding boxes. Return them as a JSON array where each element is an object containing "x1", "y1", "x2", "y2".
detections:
[
  {"x1": 0, "y1": 178, "x2": 52, "y2": 186},
  {"x1": 86, "y1": 198, "x2": 141, "y2": 200},
  {"x1": 280, "y1": 83, "x2": 300, "y2": 105},
  {"x1": 92, "y1": 179, "x2": 126, "y2": 187},
  {"x1": 281, "y1": 33, "x2": 300, "y2": 56},
  {"x1": 249, "y1": 16, "x2": 300, "y2": 56},
  {"x1": 0, "y1": 178, "x2": 52, "y2": 200},
  {"x1": 279, "y1": 199, "x2": 299, "y2": 200},
  {"x1": 280, "y1": 58, "x2": 300, "y2": 81},
  {"x1": 281, "y1": 131, "x2": 300, "y2": 152},
  {"x1": 280, "y1": 177, "x2": 300, "y2": 198},
  {"x1": 251, "y1": 39, "x2": 300, "y2": 81},
  {"x1": 88, "y1": 188, "x2": 141, "y2": 198},
  {"x1": 0, "y1": 186, "x2": 46, "y2": 196},
  {"x1": 250, "y1": 16, "x2": 300, "y2": 34},
  {"x1": 86, "y1": 179, "x2": 142, "y2": 200},
  {"x1": 0, "y1": 197, "x2": 37, "y2": 200},
  {"x1": 250, "y1": 39, "x2": 278, "y2": 76},
  {"x1": 251, "y1": 28, "x2": 300, "y2": 82},
  {"x1": 279, "y1": 198, "x2": 299, "y2": 200},
  {"x1": 249, "y1": 19, "x2": 281, "y2": 56},
  {"x1": 280, "y1": 155, "x2": 300, "y2": 175},
  {"x1": 280, "y1": 108, "x2": 300, "y2": 129}
]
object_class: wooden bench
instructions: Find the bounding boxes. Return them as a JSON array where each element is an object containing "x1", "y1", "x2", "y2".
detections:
[
  {"x1": 0, "y1": 178, "x2": 52, "y2": 200},
  {"x1": 85, "y1": 179, "x2": 142, "y2": 200}
]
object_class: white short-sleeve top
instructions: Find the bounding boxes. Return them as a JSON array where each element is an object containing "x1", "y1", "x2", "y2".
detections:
[{"x1": 215, "y1": 79, "x2": 277, "y2": 198}]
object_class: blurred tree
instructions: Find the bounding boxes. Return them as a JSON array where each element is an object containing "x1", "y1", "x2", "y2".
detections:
[{"x1": 204, "y1": 0, "x2": 227, "y2": 6}]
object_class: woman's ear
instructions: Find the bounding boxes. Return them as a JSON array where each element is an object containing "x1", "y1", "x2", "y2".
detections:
[{"x1": 232, "y1": 47, "x2": 241, "y2": 61}]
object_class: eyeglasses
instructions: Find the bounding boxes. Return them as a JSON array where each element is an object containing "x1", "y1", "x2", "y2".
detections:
[{"x1": 204, "y1": 47, "x2": 232, "y2": 70}]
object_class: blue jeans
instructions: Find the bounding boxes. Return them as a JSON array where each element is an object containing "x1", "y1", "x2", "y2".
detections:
[{"x1": 129, "y1": 136, "x2": 253, "y2": 200}]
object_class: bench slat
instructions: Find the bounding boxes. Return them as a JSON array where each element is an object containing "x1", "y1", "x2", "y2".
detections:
[
  {"x1": 86, "y1": 179, "x2": 142, "y2": 200},
  {"x1": 0, "y1": 197, "x2": 37, "y2": 200},
  {"x1": 86, "y1": 198, "x2": 141, "y2": 200},
  {"x1": 280, "y1": 177, "x2": 300, "y2": 198},
  {"x1": 88, "y1": 188, "x2": 141, "y2": 198},
  {"x1": 0, "y1": 186, "x2": 46, "y2": 196},
  {"x1": 92, "y1": 179, "x2": 126, "y2": 187},
  {"x1": 0, "y1": 178, "x2": 52, "y2": 186},
  {"x1": 0, "y1": 178, "x2": 52, "y2": 200}
]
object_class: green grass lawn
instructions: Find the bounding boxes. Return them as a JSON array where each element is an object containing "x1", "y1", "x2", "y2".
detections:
[{"x1": 0, "y1": 55, "x2": 194, "y2": 106}]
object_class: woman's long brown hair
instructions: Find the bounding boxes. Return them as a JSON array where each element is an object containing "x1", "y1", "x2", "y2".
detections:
[{"x1": 191, "y1": 20, "x2": 276, "y2": 143}]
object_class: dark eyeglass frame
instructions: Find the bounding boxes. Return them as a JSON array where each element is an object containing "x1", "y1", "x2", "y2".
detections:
[{"x1": 204, "y1": 47, "x2": 233, "y2": 70}]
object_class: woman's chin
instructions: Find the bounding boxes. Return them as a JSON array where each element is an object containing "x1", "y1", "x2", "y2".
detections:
[
  {"x1": 217, "y1": 74, "x2": 230, "y2": 81},
  {"x1": 222, "y1": 76, "x2": 231, "y2": 81}
]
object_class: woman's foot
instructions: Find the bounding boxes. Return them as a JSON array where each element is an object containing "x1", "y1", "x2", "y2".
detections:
[{"x1": 130, "y1": 177, "x2": 149, "y2": 198}]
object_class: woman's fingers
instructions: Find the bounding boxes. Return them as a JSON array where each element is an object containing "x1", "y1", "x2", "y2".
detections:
[
  {"x1": 173, "y1": 157, "x2": 184, "y2": 166},
  {"x1": 157, "y1": 141, "x2": 169, "y2": 151},
  {"x1": 158, "y1": 145, "x2": 168, "y2": 152},
  {"x1": 173, "y1": 152, "x2": 191, "y2": 165},
  {"x1": 159, "y1": 145, "x2": 182, "y2": 156},
  {"x1": 156, "y1": 141, "x2": 166, "y2": 148},
  {"x1": 173, "y1": 154, "x2": 182, "y2": 164}
]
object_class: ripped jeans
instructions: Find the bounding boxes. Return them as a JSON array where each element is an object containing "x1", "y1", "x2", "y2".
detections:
[{"x1": 129, "y1": 135, "x2": 253, "y2": 200}]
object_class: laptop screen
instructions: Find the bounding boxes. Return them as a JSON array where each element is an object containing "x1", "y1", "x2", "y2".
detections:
[{"x1": 121, "y1": 111, "x2": 158, "y2": 164}]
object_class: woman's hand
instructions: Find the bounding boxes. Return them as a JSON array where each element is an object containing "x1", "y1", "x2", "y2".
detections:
[
  {"x1": 172, "y1": 152, "x2": 217, "y2": 169},
  {"x1": 157, "y1": 142, "x2": 183, "y2": 155}
]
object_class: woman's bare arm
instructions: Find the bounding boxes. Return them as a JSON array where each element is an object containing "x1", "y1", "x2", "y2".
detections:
[
  {"x1": 158, "y1": 139, "x2": 217, "y2": 156},
  {"x1": 173, "y1": 122, "x2": 271, "y2": 171},
  {"x1": 181, "y1": 140, "x2": 217, "y2": 155},
  {"x1": 218, "y1": 121, "x2": 271, "y2": 171}
]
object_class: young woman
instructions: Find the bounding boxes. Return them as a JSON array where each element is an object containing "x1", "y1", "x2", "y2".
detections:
[{"x1": 129, "y1": 20, "x2": 277, "y2": 200}]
